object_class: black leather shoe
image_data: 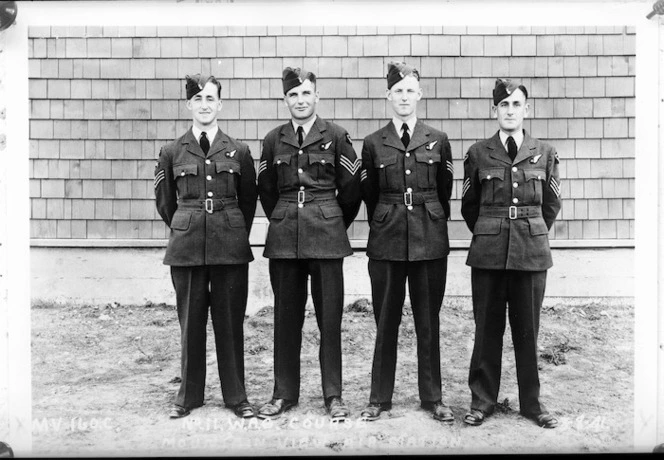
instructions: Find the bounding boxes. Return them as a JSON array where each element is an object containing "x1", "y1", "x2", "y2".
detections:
[
  {"x1": 523, "y1": 412, "x2": 559, "y2": 429},
  {"x1": 230, "y1": 400, "x2": 256, "y2": 419},
  {"x1": 422, "y1": 400, "x2": 454, "y2": 424},
  {"x1": 325, "y1": 396, "x2": 350, "y2": 421},
  {"x1": 360, "y1": 402, "x2": 392, "y2": 421},
  {"x1": 463, "y1": 408, "x2": 486, "y2": 426},
  {"x1": 168, "y1": 405, "x2": 191, "y2": 419},
  {"x1": 256, "y1": 398, "x2": 297, "y2": 420}
]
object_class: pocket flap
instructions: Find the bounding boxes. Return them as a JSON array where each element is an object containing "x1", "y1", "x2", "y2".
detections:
[
  {"x1": 373, "y1": 152, "x2": 397, "y2": 169},
  {"x1": 415, "y1": 151, "x2": 442, "y2": 165},
  {"x1": 478, "y1": 167, "x2": 504, "y2": 182},
  {"x1": 425, "y1": 201, "x2": 445, "y2": 220},
  {"x1": 528, "y1": 217, "x2": 549, "y2": 235},
  {"x1": 524, "y1": 169, "x2": 546, "y2": 182},
  {"x1": 215, "y1": 161, "x2": 241, "y2": 175},
  {"x1": 308, "y1": 153, "x2": 335, "y2": 166},
  {"x1": 170, "y1": 211, "x2": 192, "y2": 231},
  {"x1": 372, "y1": 205, "x2": 390, "y2": 223},
  {"x1": 320, "y1": 204, "x2": 344, "y2": 219},
  {"x1": 473, "y1": 217, "x2": 502, "y2": 235},
  {"x1": 269, "y1": 205, "x2": 287, "y2": 220},
  {"x1": 173, "y1": 164, "x2": 198, "y2": 178},
  {"x1": 273, "y1": 154, "x2": 292, "y2": 166}
]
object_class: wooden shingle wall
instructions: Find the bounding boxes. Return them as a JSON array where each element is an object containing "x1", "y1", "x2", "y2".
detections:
[{"x1": 27, "y1": 25, "x2": 635, "y2": 243}]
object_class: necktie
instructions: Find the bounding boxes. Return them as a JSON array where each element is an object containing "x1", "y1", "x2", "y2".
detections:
[
  {"x1": 506, "y1": 135, "x2": 517, "y2": 162},
  {"x1": 401, "y1": 123, "x2": 410, "y2": 148},
  {"x1": 200, "y1": 131, "x2": 210, "y2": 155},
  {"x1": 297, "y1": 125, "x2": 304, "y2": 146}
]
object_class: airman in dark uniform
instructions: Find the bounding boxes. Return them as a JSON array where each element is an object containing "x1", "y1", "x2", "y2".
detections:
[
  {"x1": 256, "y1": 68, "x2": 362, "y2": 421},
  {"x1": 359, "y1": 62, "x2": 455, "y2": 423},
  {"x1": 461, "y1": 78, "x2": 562, "y2": 428},
  {"x1": 155, "y1": 74, "x2": 258, "y2": 420}
]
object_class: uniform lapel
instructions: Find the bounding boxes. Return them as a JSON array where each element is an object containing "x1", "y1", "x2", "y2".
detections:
[
  {"x1": 382, "y1": 122, "x2": 405, "y2": 151},
  {"x1": 514, "y1": 131, "x2": 539, "y2": 165},
  {"x1": 300, "y1": 117, "x2": 325, "y2": 149},
  {"x1": 487, "y1": 131, "x2": 512, "y2": 165},
  {"x1": 279, "y1": 123, "x2": 300, "y2": 149},
  {"x1": 407, "y1": 120, "x2": 431, "y2": 151},
  {"x1": 207, "y1": 128, "x2": 230, "y2": 158},
  {"x1": 184, "y1": 128, "x2": 206, "y2": 159}
]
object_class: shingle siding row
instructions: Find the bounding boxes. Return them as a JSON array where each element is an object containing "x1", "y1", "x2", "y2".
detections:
[{"x1": 28, "y1": 26, "x2": 635, "y2": 241}]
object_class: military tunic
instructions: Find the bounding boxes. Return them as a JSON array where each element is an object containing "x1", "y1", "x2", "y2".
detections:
[
  {"x1": 258, "y1": 116, "x2": 361, "y2": 402},
  {"x1": 155, "y1": 127, "x2": 258, "y2": 410},
  {"x1": 461, "y1": 130, "x2": 562, "y2": 417},
  {"x1": 360, "y1": 120, "x2": 453, "y2": 404}
]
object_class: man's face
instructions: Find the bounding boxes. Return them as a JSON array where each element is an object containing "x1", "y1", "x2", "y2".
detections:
[
  {"x1": 186, "y1": 81, "x2": 222, "y2": 128},
  {"x1": 493, "y1": 88, "x2": 529, "y2": 134},
  {"x1": 284, "y1": 79, "x2": 319, "y2": 123},
  {"x1": 387, "y1": 75, "x2": 422, "y2": 121}
]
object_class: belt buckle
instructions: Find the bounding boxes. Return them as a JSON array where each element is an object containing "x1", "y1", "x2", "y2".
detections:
[
  {"x1": 404, "y1": 191, "x2": 413, "y2": 206},
  {"x1": 509, "y1": 206, "x2": 517, "y2": 220},
  {"x1": 297, "y1": 190, "x2": 306, "y2": 204},
  {"x1": 205, "y1": 198, "x2": 214, "y2": 214}
]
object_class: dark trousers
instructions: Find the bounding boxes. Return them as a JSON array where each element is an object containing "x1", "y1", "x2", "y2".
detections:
[
  {"x1": 269, "y1": 258, "x2": 344, "y2": 401},
  {"x1": 367, "y1": 258, "x2": 448, "y2": 404},
  {"x1": 468, "y1": 268, "x2": 547, "y2": 417},
  {"x1": 171, "y1": 264, "x2": 249, "y2": 409}
]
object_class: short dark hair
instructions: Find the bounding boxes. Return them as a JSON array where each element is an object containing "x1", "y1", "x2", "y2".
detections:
[{"x1": 203, "y1": 75, "x2": 222, "y2": 99}]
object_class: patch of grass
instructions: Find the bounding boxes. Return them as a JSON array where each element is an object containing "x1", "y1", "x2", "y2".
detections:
[{"x1": 540, "y1": 336, "x2": 580, "y2": 366}]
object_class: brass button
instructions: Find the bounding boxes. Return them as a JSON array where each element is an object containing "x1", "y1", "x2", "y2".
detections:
[
  {"x1": 405, "y1": 152, "x2": 410, "y2": 158},
  {"x1": 298, "y1": 150, "x2": 303, "y2": 155},
  {"x1": 512, "y1": 167, "x2": 517, "y2": 172},
  {"x1": 537, "y1": 175, "x2": 542, "y2": 180},
  {"x1": 207, "y1": 192, "x2": 213, "y2": 197},
  {"x1": 428, "y1": 159, "x2": 433, "y2": 164},
  {"x1": 206, "y1": 175, "x2": 212, "y2": 180},
  {"x1": 205, "y1": 159, "x2": 211, "y2": 165},
  {"x1": 487, "y1": 174, "x2": 491, "y2": 179},
  {"x1": 181, "y1": 172, "x2": 185, "y2": 176},
  {"x1": 298, "y1": 203, "x2": 303, "y2": 208},
  {"x1": 277, "y1": 160, "x2": 281, "y2": 165},
  {"x1": 321, "y1": 159, "x2": 326, "y2": 164},
  {"x1": 405, "y1": 169, "x2": 411, "y2": 175},
  {"x1": 380, "y1": 164, "x2": 385, "y2": 168},
  {"x1": 513, "y1": 182, "x2": 518, "y2": 188},
  {"x1": 229, "y1": 169, "x2": 233, "y2": 174},
  {"x1": 298, "y1": 168, "x2": 303, "y2": 173},
  {"x1": 299, "y1": 186, "x2": 305, "y2": 191},
  {"x1": 407, "y1": 205, "x2": 413, "y2": 211},
  {"x1": 513, "y1": 197, "x2": 519, "y2": 204},
  {"x1": 407, "y1": 187, "x2": 412, "y2": 192}
]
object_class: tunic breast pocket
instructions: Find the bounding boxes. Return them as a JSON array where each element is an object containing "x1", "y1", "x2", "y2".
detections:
[
  {"x1": 374, "y1": 153, "x2": 398, "y2": 190},
  {"x1": 524, "y1": 169, "x2": 546, "y2": 205},
  {"x1": 307, "y1": 153, "x2": 336, "y2": 181},
  {"x1": 215, "y1": 160, "x2": 241, "y2": 196},
  {"x1": 478, "y1": 167, "x2": 505, "y2": 205},
  {"x1": 415, "y1": 151, "x2": 441, "y2": 189},
  {"x1": 273, "y1": 154, "x2": 294, "y2": 187},
  {"x1": 173, "y1": 163, "x2": 199, "y2": 199}
]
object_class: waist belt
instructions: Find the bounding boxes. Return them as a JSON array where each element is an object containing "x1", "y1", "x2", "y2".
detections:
[
  {"x1": 279, "y1": 190, "x2": 337, "y2": 204},
  {"x1": 479, "y1": 206, "x2": 542, "y2": 220},
  {"x1": 379, "y1": 191, "x2": 439, "y2": 206},
  {"x1": 178, "y1": 198, "x2": 238, "y2": 214}
]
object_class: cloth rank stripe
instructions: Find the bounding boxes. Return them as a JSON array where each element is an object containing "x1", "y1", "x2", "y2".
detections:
[
  {"x1": 462, "y1": 177, "x2": 471, "y2": 197},
  {"x1": 360, "y1": 169, "x2": 368, "y2": 182},
  {"x1": 258, "y1": 160, "x2": 267, "y2": 176},
  {"x1": 339, "y1": 155, "x2": 360, "y2": 175},
  {"x1": 154, "y1": 170, "x2": 165, "y2": 190},
  {"x1": 549, "y1": 177, "x2": 561, "y2": 197},
  {"x1": 446, "y1": 160, "x2": 454, "y2": 175}
]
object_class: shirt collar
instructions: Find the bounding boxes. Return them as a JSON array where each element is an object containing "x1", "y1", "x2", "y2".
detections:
[
  {"x1": 192, "y1": 124, "x2": 219, "y2": 145},
  {"x1": 392, "y1": 117, "x2": 417, "y2": 137},
  {"x1": 499, "y1": 129, "x2": 524, "y2": 151},
  {"x1": 292, "y1": 115, "x2": 317, "y2": 138}
]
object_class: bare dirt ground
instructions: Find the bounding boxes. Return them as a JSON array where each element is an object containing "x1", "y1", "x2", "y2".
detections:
[{"x1": 31, "y1": 295, "x2": 633, "y2": 457}]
